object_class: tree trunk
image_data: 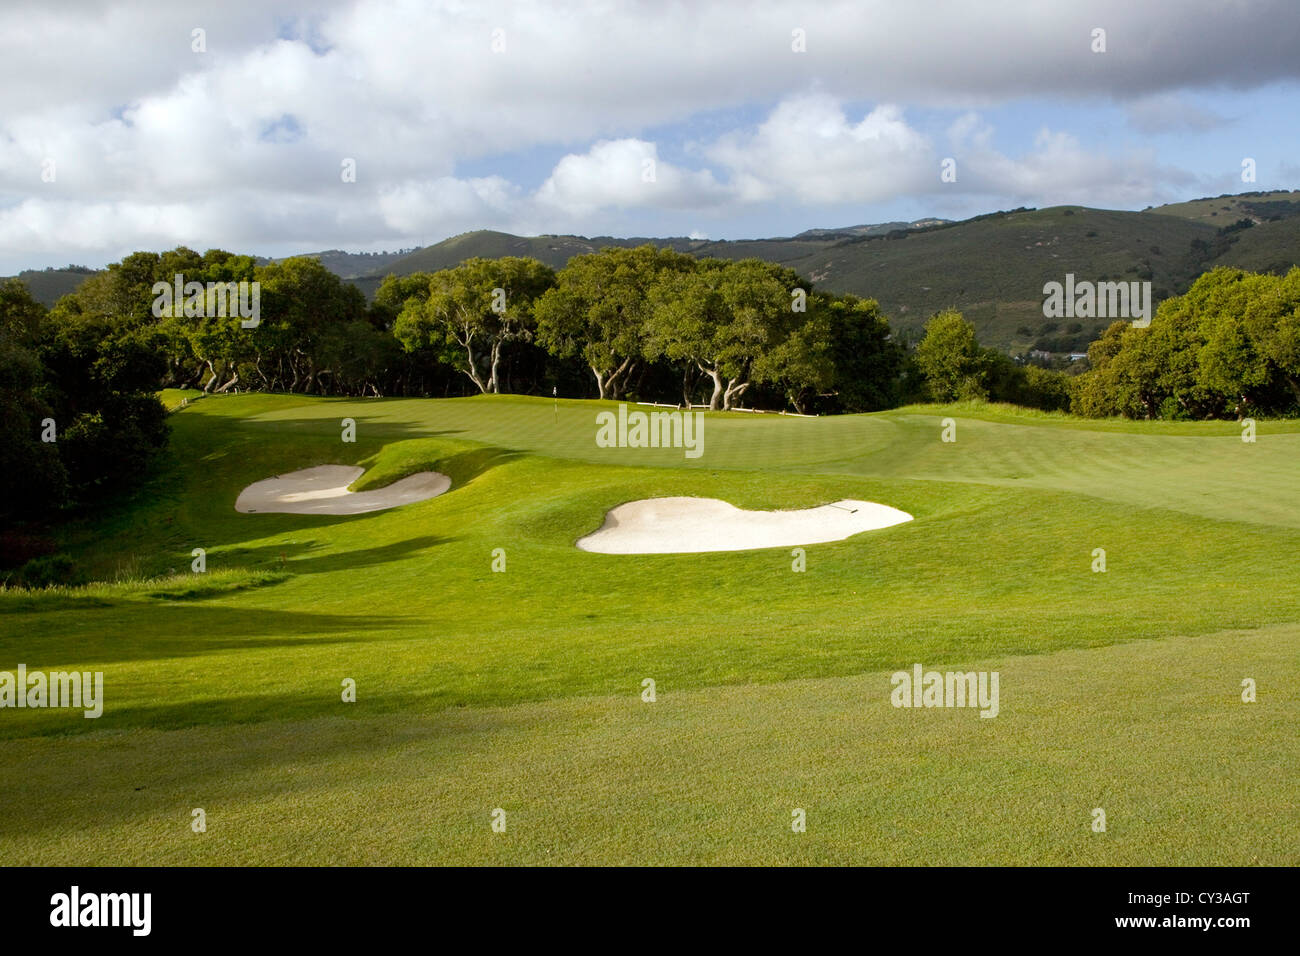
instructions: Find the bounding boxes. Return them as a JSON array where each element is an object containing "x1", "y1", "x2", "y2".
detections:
[
  {"x1": 488, "y1": 338, "x2": 503, "y2": 393},
  {"x1": 723, "y1": 378, "x2": 749, "y2": 411},
  {"x1": 612, "y1": 359, "x2": 636, "y2": 400},
  {"x1": 701, "y1": 365, "x2": 724, "y2": 410},
  {"x1": 595, "y1": 356, "x2": 633, "y2": 401},
  {"x1": 631, "y1": 362, "x2": 649, "y2": 399},
  {"x1": 1284, "y1": 373, "x2": 1300, "y2": 404},
  {"x1": 460, "y1": 332, "x2": 490, "y2": 393}
]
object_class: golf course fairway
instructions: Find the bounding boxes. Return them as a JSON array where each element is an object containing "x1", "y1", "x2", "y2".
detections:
[{"x1": 2, "y1": 391, "x2": 1296, "y2": 865}]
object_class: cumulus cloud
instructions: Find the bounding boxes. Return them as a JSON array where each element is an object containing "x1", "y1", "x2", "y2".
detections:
[
  {"x1": 705, "y1": 95, "x2": 933, "y2": 204},
  {"x1": 0, "y1": 0, "x2": 1296, "y2": 268},
  {"x1": 377, "y1": 176, "x2": 519, "y2": 233},
  {"x1": 940, "y1": 114, "x2": 1198, "y2": 208},
  {"x1": 535, "y1": 139, "x2": 729, "y2": 214}
]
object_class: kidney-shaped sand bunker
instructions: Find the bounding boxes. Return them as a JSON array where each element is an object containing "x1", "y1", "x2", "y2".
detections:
[
  {"x1": 236, "y1": 465, "x2": 450, "y2": 515},
  {"x1": 576, "y1": 496, "x2": 913, "y2": 554}
]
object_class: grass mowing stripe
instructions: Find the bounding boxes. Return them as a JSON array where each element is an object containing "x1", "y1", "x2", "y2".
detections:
[{"x1": 0, "y1": 624, "x2": 1293, "y2": 865}]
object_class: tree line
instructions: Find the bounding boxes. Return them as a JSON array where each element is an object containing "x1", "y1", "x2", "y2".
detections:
[
  {"x1": 907, "y1": 266, "x2": 1300, "y2": 421},
  {"x1": 21, "y1": 244, "x2": 909, "y2": 415},
  {"x1": 3, "y1": 246, "x2": 1297, "y2": 544},
  {"x1": 1072, "y1": 266, "x2": 1300, "y2": 419},
  {"x1": 380, "y1": 245, "x2": 907, "y2": 414}
]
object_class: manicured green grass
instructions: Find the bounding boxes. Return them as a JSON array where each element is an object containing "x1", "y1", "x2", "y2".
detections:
[
  {"x1": 1, "y1": 625, "x2": 1293, "y2": 865},
  {"x1": 1, "y1": 392, "x2": 1296, "y2": 864}
]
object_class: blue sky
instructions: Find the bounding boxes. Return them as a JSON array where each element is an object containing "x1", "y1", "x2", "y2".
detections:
[{"x1": 0, "y1": 0, "x2": 1297, "y2": 272}]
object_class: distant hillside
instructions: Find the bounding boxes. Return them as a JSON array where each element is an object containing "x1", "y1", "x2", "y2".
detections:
[
  {"x1": 352, "y1": 195, "x2": 1300, "y2": 349},
  {"x1": 268, "y1": 248, "x2": 416, "y2": 279},
  {"x1": 1, "y1": 266, "x2": 97, "y2": 307},
  {"x1": 1144, "y1": 189, "x2": 1300, "y2": 224},
  {"x1": 348, "y1": 231, "x2": 707, "y2": 299},
  {"x1": 779, "y1": 205, "x2": 1224, "y2": 349},
  {"x1": 794, "y1": 218, "x2": 951, "y2": 239},
  {"x1": 1210, "y1": 215, "x2": 1300, "y2": 275},
  {"x1": 11, "y1": 190, "x2": 1299, "y2": 350}
]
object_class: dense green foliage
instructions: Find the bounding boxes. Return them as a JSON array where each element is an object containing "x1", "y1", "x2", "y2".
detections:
[
  {"x1": 1073, "y1": 267, "x2": 1300, "y2": 419},
  {"x1": 385, "y1": 248, "x2": 906, "y2": 412},
  {"x1": 4, "y1": 244, "x2": 1295, "y2": 562},
  {"x1": 349, "y1": 192, "x2": 1300, "y2": 349},
  {"x1": 0, "y1": 280, "x2": 66, "y2": 521},
  {"x1": 912, "y1": 310, "x2": 1072, "y2": 411},
  {"x1": 0, "y1": 278, "x2": 168, "y2": 531}
]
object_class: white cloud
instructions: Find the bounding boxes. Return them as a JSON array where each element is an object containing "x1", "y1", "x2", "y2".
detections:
[
  {"x1": 706, "y1": 95, "x2": 933, "y2": 204},
  {"x1": 377, "y1": 176, "x2": 519, "y2": 233},
  {"x1": 535, "y1": 139, "x2": 729, "y2": 214},
  {"x1": 940, "y1": 115, "x2": 1197, "y2": 208},
  {"x1": 1, "y1": 0, "x2": 1296, "y2": 269}
]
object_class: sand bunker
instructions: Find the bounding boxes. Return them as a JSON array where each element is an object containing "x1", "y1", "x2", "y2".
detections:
[
  {"x1": 576, "y1": 496, "x2": 913, "y2": 554},
  {"x1": 235, "y1": 465, "x2": 450, "y2": 515}
]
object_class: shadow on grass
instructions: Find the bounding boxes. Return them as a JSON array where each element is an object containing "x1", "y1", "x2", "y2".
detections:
[
  {"x1": 207, "y1": 534, "x2": 454, "y2": 577},
  {"x1": 431, "y1": 446, "x2": 524, "y2": 487},
  {"x1": 0, "y1": 603, "x2": 422, "y2": 668},
  {"x1": 1, "y1": 533, "x2": 454, "y2": 613},
  {"x1": 122, "y1": 442, "x2": 522, "y2": 565},
  {"x1": 233, "y1": 413, "x2": 467, "y2": 443},
  {"x1": 0, "y1": 692, "x2": 556, "y2": 843}
]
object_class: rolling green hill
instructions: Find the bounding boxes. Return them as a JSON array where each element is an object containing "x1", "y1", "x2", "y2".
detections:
[
  {"x1": 353, "y1": 194, "x2": 1300, "y2": 350},
  {"x1": 347, "y1": 231, "x2": 707, "y2": 299},
  {"x1": 267, "y1": 248, "x2": 415, "y2": 279},
  {"x1": 794, "y1": 217, "x2": 951, "y2": 239},
  {"x1": 769, "y1": 206, "x2": 1220, "y2": 348},
  {"x1": 10, "y1": 190, "x2": 1300, "y2": 347},
  {"x1": 1212, "y1": 214, "x2": 1300, "y2": 275},
  {"x1": 1146, "y1": 188, "x2": 1300, "y2": 223},
  {"x1": 1, "y1": 393, "x2": 1296, "y2": 864},
  {"x1": 0, "y1": 266, "x2": 97, "y2": 307}
]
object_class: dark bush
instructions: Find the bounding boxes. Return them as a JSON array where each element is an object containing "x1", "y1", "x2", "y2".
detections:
[{"x1": 16, "y1": 552, "x2": 85, "y2": 589}]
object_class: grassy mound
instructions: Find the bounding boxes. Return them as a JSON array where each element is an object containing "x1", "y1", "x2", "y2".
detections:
[{"x1": 2, "y1": 392, "x2": 1295, "y2": 863}]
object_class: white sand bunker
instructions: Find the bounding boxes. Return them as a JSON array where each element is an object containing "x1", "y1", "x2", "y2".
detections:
[
  {"x1": 235, "y1": 465, "x2": 450, "y2": 515},
  {"x1": 577, "y1": 496, "x2": 913, "y2": 554}
]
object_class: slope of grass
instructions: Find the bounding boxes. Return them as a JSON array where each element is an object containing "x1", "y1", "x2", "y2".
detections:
[
  {"x1": 1150, "y1": 189, "x2": 1300, "y2": 223},
  {"x1": 1214, "y1": 216, "x2": 1300, "y2": 275},
  {"x1": 2, "y1": 392, "x2": 1296, "y2": 864},
  {"x1": 792, "y1": 206, "x2": 1217, "y2": 342},
  {"x1": 1, "y1": 624, "x2": 1293, "y2": 865},
  {"x1": 2, "y1": 267, "x2": 97, "y2": 307}
]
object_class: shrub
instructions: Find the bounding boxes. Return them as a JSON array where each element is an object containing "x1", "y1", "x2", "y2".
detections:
[{"x1": 15, "y1": 552, "x2": 85, "y2": 589}]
